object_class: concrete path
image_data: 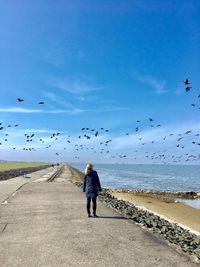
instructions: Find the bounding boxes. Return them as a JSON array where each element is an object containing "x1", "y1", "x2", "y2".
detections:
[
  {"x1": 0, "y1": 167, "x2": 198, "y2": 267},
  {"x1": 0, "y1": 166, "x2": 58, "y2": 204}
]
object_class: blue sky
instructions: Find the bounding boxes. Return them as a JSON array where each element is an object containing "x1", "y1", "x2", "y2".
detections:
[{"x1": 0, "y1": 0, "x2": 200, "y2": 164}]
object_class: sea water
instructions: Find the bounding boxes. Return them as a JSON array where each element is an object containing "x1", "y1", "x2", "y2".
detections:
[
  {"x1": 71, "y1": 163, "x2": 200, "y2": 192},
  {"x1": 177, "y1": 199, "x2": 200, "y2": 210}
]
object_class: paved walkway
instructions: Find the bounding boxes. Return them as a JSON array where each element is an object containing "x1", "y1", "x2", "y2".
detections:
[
  {"x1": 0, "y1": 166, "x2": 198, "y2": 267},
  {"x1": 0, "y1": 166, "x2": 58, "y2": 204}
]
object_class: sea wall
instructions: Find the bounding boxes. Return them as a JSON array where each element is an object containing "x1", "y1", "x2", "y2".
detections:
[
  {"x1": 0, "y1": 164, "x2": 51, "y2": 181},
  {"x1": 73, "y1": 180, "x2": 200, "y2": 262}
]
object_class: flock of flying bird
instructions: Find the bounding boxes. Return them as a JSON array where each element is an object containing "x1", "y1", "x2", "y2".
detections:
[
  {"x1": 0, "y1": 78, "x2": 200, "y2": 164},
  {"x1": 183, "y1": 79, "x2": 200, "y2": 110}
]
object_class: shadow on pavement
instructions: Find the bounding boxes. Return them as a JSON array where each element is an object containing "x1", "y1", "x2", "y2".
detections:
[{"x1": 97, "y1": 216, "x2": 128, "y2": 220}]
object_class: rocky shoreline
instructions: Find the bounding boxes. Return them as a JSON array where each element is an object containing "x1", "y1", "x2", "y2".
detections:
[
  {"x1": 0, "y1": 164, "x2": 51, "y2": 181},
  {"x1": 73, "y1": 180, "x2": 200, "y2": 263}
]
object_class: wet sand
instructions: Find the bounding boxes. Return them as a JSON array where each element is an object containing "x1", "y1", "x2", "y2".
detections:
[{"x1": 111, "y1": 191, "x2": 200, "y2": 234}]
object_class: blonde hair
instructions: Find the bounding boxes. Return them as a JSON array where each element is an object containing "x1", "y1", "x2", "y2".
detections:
[{"x1": 85, "y1": 163, "x2": 93, "y2": 174}]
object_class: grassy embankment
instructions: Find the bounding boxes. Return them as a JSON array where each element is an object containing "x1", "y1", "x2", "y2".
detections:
[{"x1": 0, "y1": 162, "x2": 47, "y2": 172}]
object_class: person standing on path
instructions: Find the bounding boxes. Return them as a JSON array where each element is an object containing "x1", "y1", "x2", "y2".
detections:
[{"x1": 83, "y1": 163, "x2": 102, "y2": 218}]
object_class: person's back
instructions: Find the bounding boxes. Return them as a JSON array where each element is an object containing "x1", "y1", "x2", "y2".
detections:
[
  {"x1": 83, "y1": 164, "x2": 102, "y2": 217},
  {"x1": 84, "y1": 170, "x2": 100, "y2": 197}
]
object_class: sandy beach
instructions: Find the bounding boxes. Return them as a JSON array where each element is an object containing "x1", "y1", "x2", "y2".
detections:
[{"x1": 111, "y1": 190, "x2": 200, "y2": 234}]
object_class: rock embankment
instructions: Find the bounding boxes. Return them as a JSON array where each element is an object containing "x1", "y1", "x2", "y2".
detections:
[
  {"x1": 73, "y1": 181, "x2": 200, "y2": 263},
  {"x1": 0, "y1": 165, "x2": 51, "y2": 181}
]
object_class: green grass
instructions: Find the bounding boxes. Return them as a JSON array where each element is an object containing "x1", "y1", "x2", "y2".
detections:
[{"x1": 0, "y1": 162, "x2": 47, "y2": 172}]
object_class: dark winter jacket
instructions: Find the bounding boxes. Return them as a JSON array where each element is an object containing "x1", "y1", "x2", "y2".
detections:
[{"x1": 83, "y1": 170, "x2": 102, "y2": 198}]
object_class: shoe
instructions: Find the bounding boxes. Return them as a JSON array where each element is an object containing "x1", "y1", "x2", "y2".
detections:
[
  {"x1": 93, "y1": 214, "x2": 98, "y2": 218},
  {"x1": 88, "y1": 214, "x2": 92, "y2": 218}
]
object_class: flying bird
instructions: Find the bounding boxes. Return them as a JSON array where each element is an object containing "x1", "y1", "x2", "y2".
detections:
[
  {"x1": 185, "y1": 130, "x2": 192, "y2": 134},
  {"x1": 17, "y1": 98, "x2": 24, "y2": 102},
  {"x1": 38, "y1": 102, "x2": 44, "y2": 104},
  {"x1": 185, "y1": 86, "x2": 192, "y2": 92},
  {"x1": 182, "y1": 79, "x2": 190, "y2": 85}
]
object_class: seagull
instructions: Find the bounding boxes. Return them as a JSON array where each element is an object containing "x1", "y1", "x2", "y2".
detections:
[
  {"x1": 17, "y1": 98, "x2": 24, "y2": 102},
  {"x1": 185, "y1": 86, "x2": 192, "y2": 92},
  {"x1": 182, "y1": 79, "x2": 190, "y2": 85},
  {"x1": 185, "y1": 130, "x2": 192, "y2": 134},
  {"x1": 177, "y1": 137, "x2": 183, "y2": 141}
]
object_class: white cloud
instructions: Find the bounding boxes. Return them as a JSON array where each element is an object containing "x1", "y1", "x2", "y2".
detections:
[
  {"x1": 44, "y1": 92, "x2": 71, "y2": 108},
  {"x1": 0, "y1": 107, "x2": 85, "y2": 115},
  {"x1": 0, "y1": 107, "x2": 42, "y2": 113},
  {"x1": 48, "y1": 109, "x2": 85, "y2": 114},
  {"x1": 17, "y1": 129, "x2": 62, "y2": 134},
  {"x1": 93, "y1": 106, "x2": 130, "y2": 112},
  {"x1": 52, "y1": 76, "x2": 102, "y2": 95},
  {"x1": 133, "y1": 73, "x2": 167, "y2": 94}
]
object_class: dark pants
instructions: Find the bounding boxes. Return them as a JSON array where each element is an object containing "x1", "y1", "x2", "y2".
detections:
[{"x1": 87, "y1": 196, "x2": 97, "y2": 215}]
